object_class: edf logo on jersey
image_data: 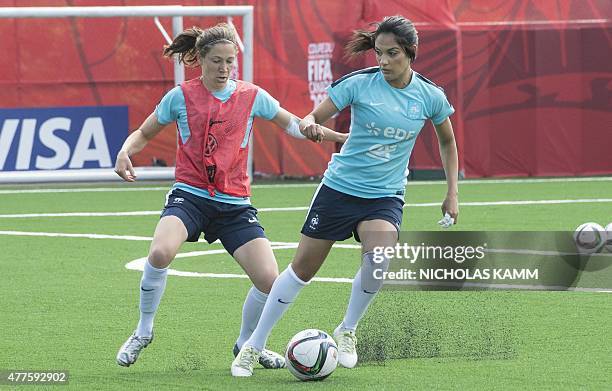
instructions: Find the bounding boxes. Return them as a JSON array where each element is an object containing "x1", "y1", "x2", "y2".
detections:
[
  {"x1": 364, "y1": 121, "x2": 417, "y2": 162},
  {"x1": 364, "y1": 121, "x2": 416, "y2": 141},
  {"x1": 0, "y1": 106, "x2": 127, "y2": 171}
]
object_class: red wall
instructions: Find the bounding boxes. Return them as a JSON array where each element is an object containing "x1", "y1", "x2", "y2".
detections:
[{"x1": 1, "y1": 0, "x2": 611, "y2": 177}]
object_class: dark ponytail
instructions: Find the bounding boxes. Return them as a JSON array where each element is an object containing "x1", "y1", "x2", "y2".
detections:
[
  {"x1": 344, "y1": 29, "x2": 376, "y2": 59},
  {"x1": 345, "y1": 15, "x2": 419, "y2": 62}
]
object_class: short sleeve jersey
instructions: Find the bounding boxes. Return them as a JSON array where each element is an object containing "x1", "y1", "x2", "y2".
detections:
[
  {"x1": 324, "y1": 67, "x2": 454, "y2": 199},
  {"x1": 154, "y1": 79, "x2": 280, "y2": 204}
]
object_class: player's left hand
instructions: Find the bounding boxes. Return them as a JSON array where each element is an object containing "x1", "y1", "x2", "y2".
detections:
[{"x1": 440, "y1": 194, "x2": 459, "y2": 227}]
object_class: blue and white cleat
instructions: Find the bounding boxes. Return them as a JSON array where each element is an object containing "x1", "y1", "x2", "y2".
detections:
[
  {"x1": 333, "y1": 329, "x2": 358, "y2": 368},
  {"x1": 116, "y1": 332, "x2": 153, "y2": 367},
  {"x1": 231, "y1": 345, "x2": 261, "y2": 377},
  {"x1": 233, "y1": 344, "x2": 285, "y2": 369}
]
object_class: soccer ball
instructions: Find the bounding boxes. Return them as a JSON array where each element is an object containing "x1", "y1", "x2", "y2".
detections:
[
  {"x1": 573, "y1": 222, "x2": 606, "y2": 254},
  {"x1": 605, "y1": 223, "x2": 612, "y2": 252},
  {"x1": 285, "y1": 329, "x2": 338, "y2": 381}
]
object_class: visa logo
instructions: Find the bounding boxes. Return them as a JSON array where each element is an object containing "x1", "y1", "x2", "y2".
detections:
[{"x1": 0, "y1": 106, "x2": 127, "y2": 171}]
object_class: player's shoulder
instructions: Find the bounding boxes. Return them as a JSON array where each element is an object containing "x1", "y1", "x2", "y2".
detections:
[
  {"x1": 160, "y1": 85, "x2": 185, "y2": 106},
  {"x1": 414, "y1": 72, "x2": 447, "y2": 97},
  {"x1": 165, "y1": 84, "x2": 185, "y2": 98},
  {"x1": 331, "y1": 66, "x2": 379, "y2": 88}
]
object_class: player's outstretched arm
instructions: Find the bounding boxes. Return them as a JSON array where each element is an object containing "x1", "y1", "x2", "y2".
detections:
[
  {"x1": 271, "y1": 107, "x2": 347, "y2": 144},
  {"x1": 114, "y1": 113, "x2": 166, "y2": 182},
  {"x1": 434, "y1": 117, "x2": 459, "y2": 224},
  {"x1": 298, "y1": 97, "x2": 346, "y2": 143}
]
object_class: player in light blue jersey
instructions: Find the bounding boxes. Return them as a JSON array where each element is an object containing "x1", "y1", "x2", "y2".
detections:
[
  {"x1": 233, "y1": 15, "x2": 459, "y2": 375},
  {"x1": 112, "y1": 23, "x2": 347, "y2": 372}
]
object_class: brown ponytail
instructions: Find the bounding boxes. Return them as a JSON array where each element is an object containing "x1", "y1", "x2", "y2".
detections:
[
  {"x1": 163, "y1": 27, "x2": 203, "y2": 67},
  {"x1": 163, "y1": 23, "x2": 238, "y2": 67}
]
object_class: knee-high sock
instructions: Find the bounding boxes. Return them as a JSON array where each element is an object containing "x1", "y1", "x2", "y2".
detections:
[
  {"x1": 235, "y1": 286, "x2": 268, "y2": 349},
  {"x1": 136, "y1": 260, "x2": 168, "y2": 337},
  {"x1": 245, "y1": 264, "x2": 309, "y2": 351},
  {"x1": 337, "y1": 251, "x2": 388, "y2": 332}
]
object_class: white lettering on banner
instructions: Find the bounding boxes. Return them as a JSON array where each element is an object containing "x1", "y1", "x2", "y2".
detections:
[
  {"x1": 307, "y1": 41, "x2": 334, "y2": 109},
  {"x1": 69, "y1": 117, "x2": 111, "y2": 168},
  {"x1": 37, "y1": 117, "x2": 71, "y2": 169},
  {"x1": 0, "y1": 117, "x2": 112, "y2": 170},
  {"x1": 0, "y1": 119, "x2": 19, "y2": 169},
  {"x1": 17, "y1": 119, "x2": 36, "y2": 170}
]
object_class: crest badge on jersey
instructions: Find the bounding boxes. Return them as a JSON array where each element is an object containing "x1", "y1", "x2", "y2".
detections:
[{"x1": 407, "y1": 101, "x2": 422, "y2": 120}]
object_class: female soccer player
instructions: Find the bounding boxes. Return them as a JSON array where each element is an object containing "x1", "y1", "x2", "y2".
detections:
[
  {"x1": 232, "y1": 15, "x2": 459, "y2": 376},
  {"x1": 114, "y1": 23, "x2": 346, "y2": 369}
]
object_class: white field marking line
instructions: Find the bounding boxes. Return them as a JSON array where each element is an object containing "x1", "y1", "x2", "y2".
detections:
[
  {"x1": 2, "y1": 198, "x2": 612, "y2": 219},
  {"x1": 0, "y1": 229, "x2": 607, "y2": 291},
  {"x1": 1, "y1": 230, "x2": 610, "y2": 259},
  {"x1": 124, "y1": 243, "x2": 354, "y2": 282},
  {"x1": 1, "y1": 176, "x2": 611, "y2": 194},
  {"x1": 0, "y1": 230, "x2": 215, "y2": 243},
  {"x1": 124, "y1": 245, "x2": 611, "y2": 292},
  {"x1": 0, "y1": 211, "x2": 161, "y2": 218},
  {"x1": 0, "y1": 230, "x2": 154, "y2": 241},
  {"x1": 0, "y1": 231, "x2": 362, "y2": 247}
]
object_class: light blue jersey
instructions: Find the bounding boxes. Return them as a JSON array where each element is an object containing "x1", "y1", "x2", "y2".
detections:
[
  {"x1": 155, "y1": 79, "x2": 280, "y2": 205},
  {"x1": 323, "y1": 67, "x2": 454, "y2": 199}
]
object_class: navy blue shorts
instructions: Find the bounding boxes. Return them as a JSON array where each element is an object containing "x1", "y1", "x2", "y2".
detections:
[
  {"x1": 301, "y1": 184, "x2": 404, "y2": 242},
  {"x1": 161, "y1": 188, "x2": 266, "y2": 255}
]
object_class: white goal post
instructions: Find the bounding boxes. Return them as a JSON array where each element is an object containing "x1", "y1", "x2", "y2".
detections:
[{"x1": 0, "y1": 5, "x2": 254, "y2": 183}]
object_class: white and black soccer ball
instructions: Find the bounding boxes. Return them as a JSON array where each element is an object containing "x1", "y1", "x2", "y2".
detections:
[
  {"x1": 285, "y1": 329, "x2": 338, "y2": 381},
  {"x1": 605, "y1": 223, "x2": 612, "y2": 253},
  {"x1": 573, "y1": 222, "x2": 606, "y2": 254}
]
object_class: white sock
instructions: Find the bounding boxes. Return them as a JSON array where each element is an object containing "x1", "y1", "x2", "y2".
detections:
[
  {"x1": 136, "y1": 260, "x2": 168, "y2": 337},
  {"x1": 338, "y1": 251, "x2": 388, "y2": 331},
  {"x1": 235, "y1": 286, "x2": 268, "y2": 349},
  {"x1": 245, "y1": 264, "x2": 309, "y2": 351}
]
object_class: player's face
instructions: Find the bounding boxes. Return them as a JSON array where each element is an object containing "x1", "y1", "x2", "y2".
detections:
[
  {"x1": 374, "y1": 33, "x2": 414, "y2": 88},
  {"x1": 200, "y1": 43, "x2": 237, "y2": 91}
]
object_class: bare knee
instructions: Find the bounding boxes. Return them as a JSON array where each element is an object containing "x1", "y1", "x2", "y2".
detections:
[
  {"x1": 256, "y1": 268, "x2": 279, "y2": 294},
  {"x1": 291, "y1": 259, "x2": 316, "y2": 283},
  {"x1": 148, "y1": 245, "x2": 175, "y2": 268}
]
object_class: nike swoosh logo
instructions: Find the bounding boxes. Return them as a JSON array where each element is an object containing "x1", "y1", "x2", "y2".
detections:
[
  {"x1": 277, "y1": 298, "x2": 292, "y2": 304},
  {"x1": 363, "y1": 289, "x2": 377, "y2": 294},
  {"x1": 369, "y1": 102, "x2": 385, "y2": 106},
  {"x1": 141, "y1": 287, "x2": 155, "y2": 292}
]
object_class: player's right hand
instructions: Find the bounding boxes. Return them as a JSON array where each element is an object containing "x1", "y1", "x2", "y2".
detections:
[
  {"x1": 301, "y1": 123, "x2": 324, "y2": 143},
  {"x1": 114, "y1": 151, "x2": 137, "y2": 182}
]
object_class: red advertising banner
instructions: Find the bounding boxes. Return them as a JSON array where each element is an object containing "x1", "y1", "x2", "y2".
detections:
[{"x1": 1, "y1": 0, "x2": 610, "y2": 178}]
